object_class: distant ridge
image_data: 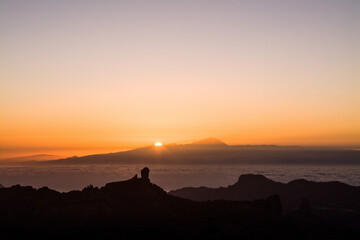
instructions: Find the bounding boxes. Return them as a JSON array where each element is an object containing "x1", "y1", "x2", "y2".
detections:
[
  {"x1": 191, "y1": 137, "x2": 228, "y2": 146},
  {"x1": 169, "y1": 174, "x2": 360, "y2": 213},
  {"x1": 36, "y1": 137, "x2": 360, "y2": 165}
]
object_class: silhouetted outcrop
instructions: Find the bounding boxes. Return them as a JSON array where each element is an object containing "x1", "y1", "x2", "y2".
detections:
[
  {"x1": 141, "y1": 167, "x2": 150, "y2": 180},
  {"x1": 0, "y1": 183, "x2": 3, "y2": 188}
]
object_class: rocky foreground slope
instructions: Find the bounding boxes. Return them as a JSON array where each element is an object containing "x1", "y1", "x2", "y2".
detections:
[{"x1": 0, "y1": 168, "x2": 359, "y2": 239}]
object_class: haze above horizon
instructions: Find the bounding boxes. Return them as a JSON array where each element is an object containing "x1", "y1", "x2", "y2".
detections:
[{"x1": 1, "y1": 1, "x2": 359, "y2": 159}]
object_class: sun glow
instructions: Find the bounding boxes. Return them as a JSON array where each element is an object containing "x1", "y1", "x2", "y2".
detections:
[{"x1": 154, "y1": 142, "x2": 163, "y2": 147}]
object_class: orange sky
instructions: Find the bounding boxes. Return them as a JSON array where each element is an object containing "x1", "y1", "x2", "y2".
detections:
[{"x1": 1, "y1": 1, "x2": 360, "y2": 159}]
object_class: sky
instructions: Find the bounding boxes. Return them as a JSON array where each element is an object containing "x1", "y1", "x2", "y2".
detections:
[{"x1": 1, "y1": 0, "x2": 360, "y2": 158}]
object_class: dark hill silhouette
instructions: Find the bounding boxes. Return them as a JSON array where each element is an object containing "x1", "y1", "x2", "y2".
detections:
[
  {"x1": 39, "y1": 138, "x2": 360, "y2": 165},
  {"x1": 0, "y1": 168, "x2": 359, "y2": 239},
  {"x1": 0, "y1": 183, "x2": 3, "y2": 188},
  {"x1": 169, "y1": 174, "x2": 360, "y2": 213}
]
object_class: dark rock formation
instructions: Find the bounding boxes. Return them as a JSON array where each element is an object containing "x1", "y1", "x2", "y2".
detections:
[
  {"x1": 0, "y1": 183, "x2": 3, "y2": 188},
  {"x1": 141, "y1": 167, "x2": 150, "y2": 180}
]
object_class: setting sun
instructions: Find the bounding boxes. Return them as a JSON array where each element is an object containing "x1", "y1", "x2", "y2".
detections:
[{"x1": 154, "y1": 142, "x2": 163, "y2": 147}]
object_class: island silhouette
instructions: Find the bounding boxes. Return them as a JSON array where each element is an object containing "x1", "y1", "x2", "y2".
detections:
[
  {"x1": 0, "y1": 167, "x2": 360, "y2": 239},
  {"x1": 27, "y1": 137, "x2": 360, "y2": 165}
]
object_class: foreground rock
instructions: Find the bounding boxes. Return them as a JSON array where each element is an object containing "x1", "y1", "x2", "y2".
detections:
[{"x1": 0, "y1": 169, "x2": 358, "y2": 239}]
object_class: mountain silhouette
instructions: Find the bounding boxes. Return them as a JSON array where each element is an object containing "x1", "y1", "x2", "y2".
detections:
[
  {"x1": 169, "y1": 174, "x2": 360, "y2": 213},
  {"x1": 1, "y1": 168, "x2": 360, "y2": 239},
  {"x1": 0, "y1": 184, "x2": 3, "y2": 188},
  {"x1": 39, "y1": 138, "x2": 360, "y2": 165},
  {"x1": 191, "y1": 137, "x2": 228, "y2": 146}
]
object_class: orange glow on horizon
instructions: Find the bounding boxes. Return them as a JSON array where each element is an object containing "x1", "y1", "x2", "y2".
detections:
[{"x1": 1, "y1": 1, "x2": 359, "y2": 159}]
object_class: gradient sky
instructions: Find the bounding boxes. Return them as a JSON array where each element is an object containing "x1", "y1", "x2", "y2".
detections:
[{"x1": 1, "y1": 0, "x2": 360, "y2": 158}]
